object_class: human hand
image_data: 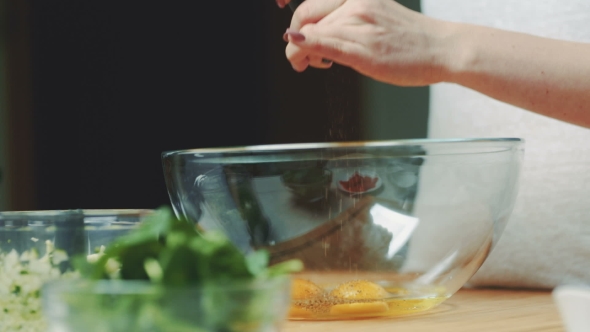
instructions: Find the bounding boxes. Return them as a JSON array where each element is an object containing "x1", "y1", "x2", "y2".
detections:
[
  {"x1": 284, "y1": 0, "x2": 452, "y2": 86},
  {"x1": 276, "y1": 0, "x2": 292, "y2": 9}
]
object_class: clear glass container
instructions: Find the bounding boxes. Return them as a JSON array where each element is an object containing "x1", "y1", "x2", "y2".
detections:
[
  {"x1": 162, "y1": 139, "x2": 524, "y2": 320},
  {"x1": 0, "y1": 209, "x2": 151, "y2": 331}
]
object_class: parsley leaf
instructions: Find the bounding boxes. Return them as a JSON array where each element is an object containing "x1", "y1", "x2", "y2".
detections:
[{"x1": 75, "y1": 206, "x2": 302, "y2": 286}]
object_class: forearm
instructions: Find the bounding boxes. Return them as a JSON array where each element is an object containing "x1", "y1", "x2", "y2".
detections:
[{"x1": 441, "y1": 22, "x2": 590, "y2": 128}]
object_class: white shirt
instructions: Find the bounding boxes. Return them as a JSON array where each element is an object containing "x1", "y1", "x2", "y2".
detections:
[{"x1": 421, "y1": 0, "x2": 590, "y2": 288}]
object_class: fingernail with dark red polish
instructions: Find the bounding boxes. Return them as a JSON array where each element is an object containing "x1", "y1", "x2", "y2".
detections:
[
  {"x1": 285, "y1": 28, "x2": 306, "y2": 42},
  {"x1": 276, "y1": 0, "x2": 285, "y2": 8}
]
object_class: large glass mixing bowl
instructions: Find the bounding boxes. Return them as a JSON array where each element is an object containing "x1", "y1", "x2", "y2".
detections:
[{"x1": 162, "y1": 139, "x2": 524, "y2": 320}]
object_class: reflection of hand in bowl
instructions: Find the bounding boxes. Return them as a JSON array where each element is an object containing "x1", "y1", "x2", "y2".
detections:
[
  {"x1": 337, "y1": 171, "x2": 383, "y2": 195},
  {"x1": 281, "y1": 168, "x2": 332, "y2": 201},
  {"x1": 386, "y1": 163, "x2": 419, "y2": 189}
]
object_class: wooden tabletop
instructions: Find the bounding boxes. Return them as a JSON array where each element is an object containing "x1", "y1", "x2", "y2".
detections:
[{"x1": 283, "y1": 288, "x2": 565, "y2": 332}]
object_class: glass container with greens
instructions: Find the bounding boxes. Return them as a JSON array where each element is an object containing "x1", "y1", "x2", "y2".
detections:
[{"x1": 43, "y1": 207, "x2": 302, "y2": 332}]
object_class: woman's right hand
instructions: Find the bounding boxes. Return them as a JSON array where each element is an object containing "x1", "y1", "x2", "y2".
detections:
[
  {"x1": 278, "y1": 0, "x2": 590, "y2": 128},
  {"x1": 282, "y1": 0, "x2": 453, "y2": 87}
]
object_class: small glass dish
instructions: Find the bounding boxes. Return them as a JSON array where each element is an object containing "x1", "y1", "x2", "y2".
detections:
[{"x1": 42, "y1": 277, "x2": 292, "y2": 332}]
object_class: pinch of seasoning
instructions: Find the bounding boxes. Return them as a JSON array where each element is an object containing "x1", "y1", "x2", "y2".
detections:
[
  {"x1": 292, "y1": 295, "x2": 336, "y2": 315},
  {"x1": 290, "y1": 279, "x2": 331, "y2": 316}
]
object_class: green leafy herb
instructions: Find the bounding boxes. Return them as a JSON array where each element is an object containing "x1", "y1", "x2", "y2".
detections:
[
  {"x1": 75, "y1": 206, "x2": 302, "y2": 286},
  {"x1": 67, "y1": 207, "x2": 302, "y2": 331}
]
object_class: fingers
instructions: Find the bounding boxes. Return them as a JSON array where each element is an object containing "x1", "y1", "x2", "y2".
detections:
[
  {"x1": 309, "y1": 56, "x2": 334, "y2": 69},
  {"x1": 285, "y1": 24, "x2": 359, "y2": 72},
  {"x1": 275, "y1": 0, "x2": 291, "y2": 9},
  {"x1": 284, "y1": 28, "x2": 308, "y2": 71},
  {"x1": 287, "y1": 55, "x2": 332, "y2": 72},
  {"x1": 283, "y1": 28, "x2": 306, "y2": 43},
  {"x1": 289, "y1": 52, "x2": 309, "y2": 72},
  {"x1": 282, "y1": 0, "x2": 349, "y2": 72},
  {"x1": 290, "y1": 0, "x2": 347, "y2": 31}
]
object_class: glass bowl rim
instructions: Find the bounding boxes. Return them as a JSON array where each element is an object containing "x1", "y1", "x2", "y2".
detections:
[
  {"x1": 0, "y1": 209, "x2": 153, "y2": 218},
  {"x1": 43, "y1": 276, "x2": 291, "y2": 295},
  {"x1": 0, "y1": 209, "x2": 155, "y2": 219},
  {"x1": 162, "y1": 137, "x2": 524, "y2": 157}
]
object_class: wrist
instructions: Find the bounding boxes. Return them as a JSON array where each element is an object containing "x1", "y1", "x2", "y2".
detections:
[{"x1": 432, "y1": 21, "x2": 475, "y2": 85}]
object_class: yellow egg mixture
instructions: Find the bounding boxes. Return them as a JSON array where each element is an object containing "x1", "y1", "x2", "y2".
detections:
[{"x1": 289, "y1": 279, "x2": 448, "y2": 320}]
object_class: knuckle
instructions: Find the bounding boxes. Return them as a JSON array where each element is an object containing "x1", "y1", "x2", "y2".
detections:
[
  {"x1": 285, "y1": 44, "x2": 295, "y2": 60},
  {"x1": 299, "y1": 24, "x2": 314, "y2": 35},
  {"x1": 332, "y1": 42, "x2": 344, "y2": 54},
  {"x1": 292, "y1": 2, "x2": 312, "y2": 27},
  {"x1": 323, "y1": 40, "x2": 345, "y2": 57},
  {"x1": 348, "y1": 1, "x2": 375, "y2": 21},
  {"x1": 285, "y1": 44, "x2": 306, "y2": 62},
  {"x1": 293, "y1": 59, "x2": 309, "y2": 72}
]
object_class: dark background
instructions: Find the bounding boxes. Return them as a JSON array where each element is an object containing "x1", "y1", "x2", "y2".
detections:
[{"x1": 1, "y1": 0, "x2": 426, "y2": 211}]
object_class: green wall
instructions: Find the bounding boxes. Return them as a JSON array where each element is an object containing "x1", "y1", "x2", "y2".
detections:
[
  {"x1": 361, "y1": 79, "x2": 429, "y2": 140},
  {"x1": 360, "y1": 0, "x2": 429, "y2": 141}
]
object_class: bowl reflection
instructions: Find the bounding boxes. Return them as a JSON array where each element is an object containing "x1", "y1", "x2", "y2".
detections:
[{"x1": 281, "y1": 168, "x2": 333, "y2": 202}]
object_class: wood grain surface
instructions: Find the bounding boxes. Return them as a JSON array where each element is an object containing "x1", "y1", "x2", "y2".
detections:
[{"x1": 283, "y1": 288, "x2": 564, "y2": 332}]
